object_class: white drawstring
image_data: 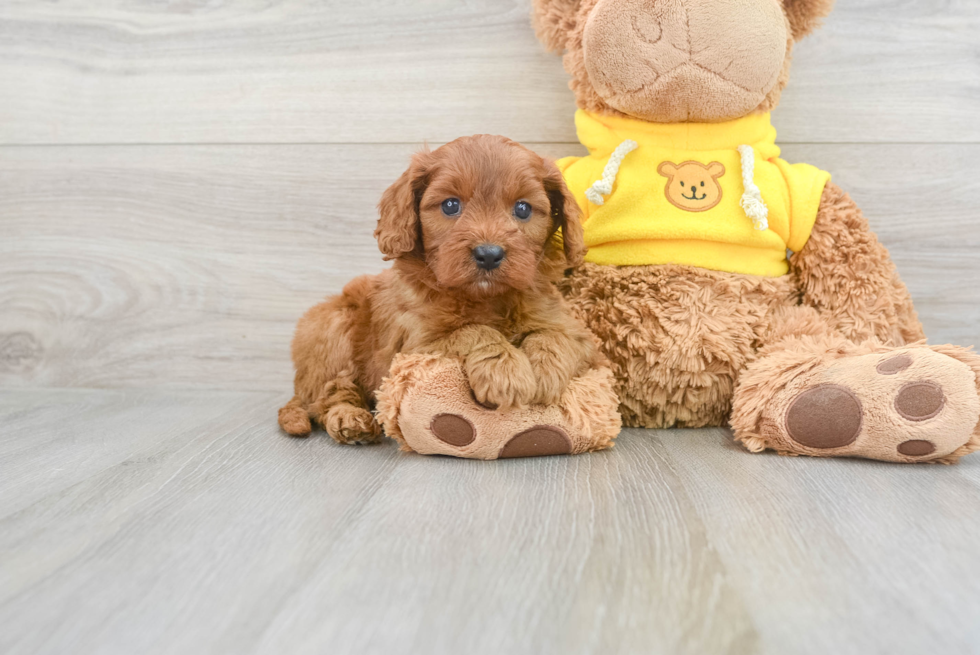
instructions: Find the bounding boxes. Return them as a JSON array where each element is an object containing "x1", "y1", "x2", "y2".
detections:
[
  {"x1": 586, "y1": 140, "x2": 638, "y2": 206},
  {"x1": 738, "y1": 145, "x2": 769, "y2": 231}
]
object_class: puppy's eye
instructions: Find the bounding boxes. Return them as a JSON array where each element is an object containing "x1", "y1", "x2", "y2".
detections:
[
  {"x1": 441, "y1": 198, "x2": 461, "y2": 217},
  {"x1": 514, "y1": 201, "x2": 532, "y2": 221}
]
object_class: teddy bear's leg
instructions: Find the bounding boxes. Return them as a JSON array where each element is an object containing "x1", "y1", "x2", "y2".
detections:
[
  {"x1": 790, "y1": 182, "x2": 926, "y2": 346},
  {"x1": 731, "y1": 306, "x2": 980, "y2": 463},
  {"x1": 374, "y1": 354, "x2": 621, "y2": 460}
]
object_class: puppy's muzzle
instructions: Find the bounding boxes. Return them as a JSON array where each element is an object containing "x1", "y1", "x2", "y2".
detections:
[{"x1": 472, "y1": 244, "x2": 506, "y2": 271}]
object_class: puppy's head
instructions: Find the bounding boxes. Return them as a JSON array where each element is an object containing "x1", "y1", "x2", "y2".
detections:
[{"x1": 375, "y1": 135, "x2": 585, "y2": 298}]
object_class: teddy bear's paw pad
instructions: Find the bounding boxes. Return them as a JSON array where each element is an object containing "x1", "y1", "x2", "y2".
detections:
[
  {"x1": 897, "y1": 440, "x2": 936, "y2": 457},
  {"x1": 430, "y1": 414, "x2": 476, "y2": 447},
  {"x1": 499, "y1": 426, "x2": 572, "y2": 459},
  {"x1": 877, "y1": 354, "x2": 913, "y2": 375},
  {"x1": 785, "y1": 384, "x2": 862, "y2": 450},
  {"x1": 773, "y1": 348, "x2": 980, "y2": 463},
  {"x1": 894, "y1": 381, "x2": 945, "y2": 421}
]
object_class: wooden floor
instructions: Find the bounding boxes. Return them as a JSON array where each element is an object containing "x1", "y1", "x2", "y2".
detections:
[
  {"x1": 2, "y1": 1, "x2": 980, "y2": 654},
  {"x1": 3, "y1": 390, "x2": 980, "y2": 655}
]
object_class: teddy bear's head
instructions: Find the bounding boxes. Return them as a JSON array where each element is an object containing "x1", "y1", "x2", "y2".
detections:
[{"x1": 533, "y1": 0, "x2": 834, "y2": 123}]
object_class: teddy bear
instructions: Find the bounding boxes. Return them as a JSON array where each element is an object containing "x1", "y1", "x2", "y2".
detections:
[
  {"x1": 522, "y1": 0, "x2": 980, "y2": 463},
  {"x1": 377, "y1": 0, "x2": 980, "y2": 464}
]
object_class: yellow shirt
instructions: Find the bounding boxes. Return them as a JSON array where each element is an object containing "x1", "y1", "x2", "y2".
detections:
[{"x1": 559, "y1": 111, "x2": 831, "y2": 277}]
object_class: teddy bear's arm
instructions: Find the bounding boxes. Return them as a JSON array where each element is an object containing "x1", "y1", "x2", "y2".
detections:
[{"x1": 789, "y1": 182, "x2": 926, "y2": 347}]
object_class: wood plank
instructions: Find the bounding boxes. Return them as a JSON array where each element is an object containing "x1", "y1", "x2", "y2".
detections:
[
  {"x1": 0, "y1": 389, "x2": 405, "y2": 654},
  {"x1": 2, "y1": 390, "x2": 978, "y2": 654},
  {"x1": 0, "y1": 1, "x2": 977, "y2": 145},
  {"x1": 775, "y1": 1, "x2": 980, "y2": 144},
  {"x1": 251, "y1": 426, "x2": 756, "y2": 655},
  {"x1": 655, "y1": 427, "x2": 980, "y2": 655},
  {"x1": 1, "y1": 143, "x2": 978, "y2": 392},
  {"x1": 0, "y1": 390, "x2": 755, "y2": 655}
]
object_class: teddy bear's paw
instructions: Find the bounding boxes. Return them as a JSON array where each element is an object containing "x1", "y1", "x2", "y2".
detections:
[
  {"x1": 429, "y1": 414, "x2": 573, "y2": 459},
  {"x1": 377, "y1": 354, "x2": 621, "y2": 460},
  {"x1": 325, "y1": 404, "x2": 383, "y2": 445},
  {"x1": 757, "y1": 347, "x2": 980, "y2": 463}
]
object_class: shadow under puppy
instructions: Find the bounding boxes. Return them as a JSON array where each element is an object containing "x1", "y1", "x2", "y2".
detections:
[{"x1": 279, "y1": 135, "x2": 604, "y2": 446}]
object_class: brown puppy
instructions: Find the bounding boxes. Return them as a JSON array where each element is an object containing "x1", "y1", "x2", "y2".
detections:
[{"x1": 279, "y1": 135, "x2": 599, "y2": 444}]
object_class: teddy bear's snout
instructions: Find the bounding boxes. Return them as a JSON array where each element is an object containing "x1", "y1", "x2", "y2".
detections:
[{"x1": 582, "y1": 0, "x2": 789, "y2": 122}]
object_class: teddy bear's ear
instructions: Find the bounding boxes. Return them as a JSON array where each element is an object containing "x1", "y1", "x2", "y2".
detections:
[
  {"x1": 532, "y1": 0, "x2": 582, "y2": 53},
  {"x1": 783, "y1": 0, "x2": 835, "y2": 40}
]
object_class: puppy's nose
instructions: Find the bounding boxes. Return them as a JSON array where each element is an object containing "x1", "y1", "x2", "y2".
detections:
[{"x1": 472, "y1": 244, "x2": 506, "y2": 271}]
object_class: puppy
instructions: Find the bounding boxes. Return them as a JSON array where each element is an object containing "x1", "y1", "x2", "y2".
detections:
[{"x1": 278, "y1": 135, "x2": 600, "y2": 444}]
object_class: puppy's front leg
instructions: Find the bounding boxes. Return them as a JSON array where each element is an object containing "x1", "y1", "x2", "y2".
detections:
[
  {"x1": 521, "y1": 325, "x2": 597, "y2": 405},
  {"x1": 426, "y1": 325, "x2": 536, "y2": 410}
]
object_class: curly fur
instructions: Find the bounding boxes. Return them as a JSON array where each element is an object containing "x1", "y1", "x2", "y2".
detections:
[
  {"x1": 790, "y1": 183, "x2": 924, "y2": 346},
  {"x1": 560, "y1": 183, "x2": 931, "y2": 428},
  {"x1": 783, "y1": 0, "x2": 835, "y2": 40},
  {"x1": 561, "y1": 263, "x2": 798, "y2": 428},
  {"x1": 280, "y1": 135, "x2": 600, "y2": 444}
]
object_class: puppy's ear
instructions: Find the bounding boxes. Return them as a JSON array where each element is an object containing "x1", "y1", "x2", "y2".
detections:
[
  {"x1": 544, "y1": 159, "x2": 587, "y2": 268},
  {"x1": 782, "y1": 0, "x2": 835, "y2": 40},
  {"x1": 532, "y1": 0, "x2": 582, "y2": 53},
  {"x1": 375, "y1": 150, "x2": 433, "y2": 261}
]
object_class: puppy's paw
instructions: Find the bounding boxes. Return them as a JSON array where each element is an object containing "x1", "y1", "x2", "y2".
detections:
[
  {"x1": 325, "y1": 405, "x2": 382, "y2": 445},
  {"x1": 279, "y1": 402, "x2": 312, "y2": 437},
  {"x1": 532, "y1": 365, "x2": 573, "y2": 406},
  {"x1": 466, "y1": 348, "x2": 536, "y2": 411}
]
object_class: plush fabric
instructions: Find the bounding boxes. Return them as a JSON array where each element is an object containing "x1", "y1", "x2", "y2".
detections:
[
  {"x1": 534, "y1": 0, "x2": 807, "y2": 123},
  {"x1": 558, "y1": 110, "x2": 830, "y2": 276},
  {"x1": 559, "y1": 262, "x2": 797, "y2": 428},
  {"x1": 369, "y1": 0, "x2": 979, "y2": 464},
  {"x1": 581, "y1": 0, "x2": 789, "y2": 122},
  {"x1": 520, "y1": 0, "x2": 980, "y2": 464},
  {"x1": 376, "y1": 354, "x2": 621, "y2": 460},
  {"x1": 557, "y1": 176, "x2": 980, "y2": 463},
  {"x1": 732, "y1": 340, "x2": 980, "y2": 465}
]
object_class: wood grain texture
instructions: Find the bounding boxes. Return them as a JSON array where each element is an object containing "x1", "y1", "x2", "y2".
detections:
[
  {"x1": 0, "y1": 0, "x2": 978, "y2": 145},
  {"x1": 2, "y1": 2, "x2": 980, "y2": 652},
  {"x1": 2, "y1": 143, "x2": 978, "y2": 391},
  {"x1": 655, "y1": 427, "x2": 980, "y2": 655},
  {"x1": 2, "y1": 390, "x2": 979, "y2": 655}
]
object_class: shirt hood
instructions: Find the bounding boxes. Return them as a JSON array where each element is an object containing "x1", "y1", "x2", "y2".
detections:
[{"x1": 575, "y1": 111, "x2": 782, "y2": 160}]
